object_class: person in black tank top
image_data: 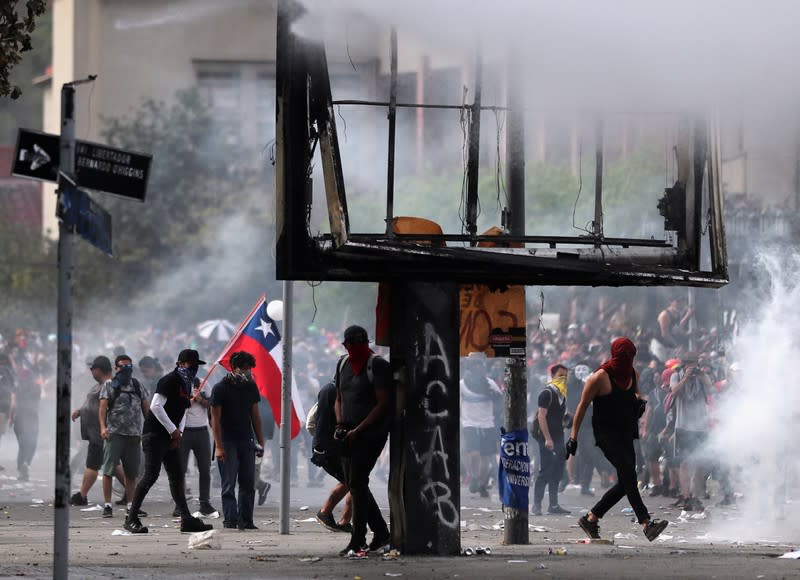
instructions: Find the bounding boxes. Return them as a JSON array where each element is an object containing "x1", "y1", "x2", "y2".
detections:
[{"x1": 567, "y1": 338, "x2": 669, "y2": 542}]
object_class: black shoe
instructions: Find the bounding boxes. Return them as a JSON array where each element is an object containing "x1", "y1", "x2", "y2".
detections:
[
  {"x1": 478, "y1": 486, "x2": 489, "y2": 498},
  {"x1": 531, "y1": 505, "x2": 542, "y2": 516},
  {"x1": 649, "y1": 485, "x2": 663, "y2": 497},
  {"x1": 257, "y1": 481, "x2": 271, "y2": 506},
  {"x1": 643, "y1": 519, "x2": 669, "y2": 541},
  {"x1": 70, "y1": 492, "x2": 88, "y2": 506},
  {"x1": 125, "y1": 507, "x2": 148, "y2": 518},
  {"x1": 239, "y1": 522, "x2": 258, "y2": 530},
  {"x1": 316, "y1": 510, "x2": 340, "y2": 533},
  {"x1": 578, "y1": 515, "x2": 601, "y2": 539},
  {"x1": 687, "y1": 497, "x2": 704, "y2": 512},
  {"x1": 670, "y1": 495, "x2": 687, "y2": 508},
  {"x1": 115, "y1": 495, "x2": 128, "y2": 506},
  {"x1": 199, "y1": 503, "x2": 218, "y2": 516},
  {"x1": 548, "y1": 505, "x2": 571, "y2": 515},
  {"x1": 124, "y1": 518, "x2": 149, "y2": 534},
  {"x1": 102, "y1": 505, "x2": 113, "y2": 518},
  {"x1": 223, "y1": 522, "x2": 238, "y2": 529},
  {"x1": 181, "y1": 516, "x2": 213, "y2": 533},
  {"x1": 368, "y1": 533, "x2": 391, "y2": 553},
  {"x1": 337, "y1": 522, "x2": 353, "y2": 533}
]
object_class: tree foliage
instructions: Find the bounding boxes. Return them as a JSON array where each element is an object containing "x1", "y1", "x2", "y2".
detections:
[{"x1": 0, "y1": 0, "x2": 47, "y2": 99}]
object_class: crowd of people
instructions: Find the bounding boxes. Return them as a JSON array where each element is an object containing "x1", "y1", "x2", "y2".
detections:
[{"x1": 0, "y1": 294, "x2": 773, "y2": 549}]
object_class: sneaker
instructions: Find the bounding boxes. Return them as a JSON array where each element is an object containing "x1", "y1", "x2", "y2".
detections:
[
  {"x1": 578, "y1": 515, "x2": 601, "y2": 539},
  {"x1": 70, "y1": 492, "x2": 88, "y2": 506},
  {"x1": 531, "y1": 505, "x2": 542, "y2": 516},
  {"x1": 339, "y1": 543, "x2": 368, "y2": 557},
  {"x1": 368, "y1": 533, "x2": 391, "y2": 553},
  {"x1": 102, "y1": 505, "x2": 113, "y2": 518},
  {"x1": 548, "y1": 505, "x2": 571, "y2": 515},
  {"x1": 181, "y1": 516, "x2": 213, "y2": 533},
  {"x1": 643, "y1": 519, "x2": 669, "y2": 542},
  {"x1": 223, "y1": 522, "x2": 238, "y2": 529},
  {"x1": 257, "y1": 481, "x2": 271, "y2": 506},
  {"x1": 199, "y1": 503, "x2": 218, "y2": 516},
  {"x1": 124, "y1": 518, "x2": 149, "y2": 534},
  {"x1": 346, "y1": 548, "x2": 369, "y2": 559},
  {"x1": 125, "y1": 507, "x2": 148, "y2": 518},
  {"x1": 337, "y1": 522, "x2": 353, "y2": 533},
  {"x1": 316, "y1": 510, "x2": 340, "y2": 533},
  {"x1": 239, "y1": 522, "x2": 258, "y2": 530}
]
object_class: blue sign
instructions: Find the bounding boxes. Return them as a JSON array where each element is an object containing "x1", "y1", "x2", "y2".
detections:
[
  {"x1": 57, "y1": 180, "x2": 112, "y2": 256},
  {"x1": 497, "y1": 428, "x2": 530, "y2": 511}
]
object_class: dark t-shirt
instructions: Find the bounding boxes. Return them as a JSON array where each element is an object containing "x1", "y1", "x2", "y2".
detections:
[
  {"x1": 338, "y1": 355, "x2": 392, "y2": 432},
  {"x1": 143, "y1": 370, "x2": 191, "y2": 436},
  {"x1": 210, "y1": 375, "x2": 260, "y2": 442},
  {"x1": 312, "y1": 381, "x2": 337, "y2": 454},
  {"x1": 537, "y1": 385, "x2": 566, "y2": 444}
]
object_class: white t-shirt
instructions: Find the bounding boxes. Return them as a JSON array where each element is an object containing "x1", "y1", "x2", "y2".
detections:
[
  {"x1": 183, "y1": 379, "x2": 213, "y2": 428},
  {"x1": 461, "y1": 378, "x2": 501, "y2": 429}
]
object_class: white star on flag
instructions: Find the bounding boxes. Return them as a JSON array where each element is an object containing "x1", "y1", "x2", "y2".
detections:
[{"x1": 255, "y1": 318, "x2": 273, "y2": 339}]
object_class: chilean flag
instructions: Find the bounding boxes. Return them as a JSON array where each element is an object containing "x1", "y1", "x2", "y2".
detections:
[{"x1": 217, "y1": 295, "x2": 304, "y2": 439}]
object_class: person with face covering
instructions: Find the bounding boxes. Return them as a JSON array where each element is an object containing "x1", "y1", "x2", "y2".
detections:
[
  {"x1": 124, "y1": 349, "x2": 213, "y2": 534},
  {"x1": 567, "y1": 338, "x2": 669, "y2": 542},
  {"x1": 531, "y1": 363, "x2": 571, "y2": 516},
  {"x1": 334, "y1": 325, "x2": 393, "y2": 558},
  {"x1": 210, "y1": 351, "x2": 265, "y2": 530},
  {"x1": 98, "y1": 354, "x2": 149, "y2": 518}
]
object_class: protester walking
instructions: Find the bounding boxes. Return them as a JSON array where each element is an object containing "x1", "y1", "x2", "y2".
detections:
[{"x1": 568, "y1": 337, "x2": 669, "y2": 542}]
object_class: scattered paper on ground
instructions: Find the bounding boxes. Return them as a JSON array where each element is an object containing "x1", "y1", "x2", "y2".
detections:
[{"x1": 188, "y1": 529, "x2": 221, "y2": 550}]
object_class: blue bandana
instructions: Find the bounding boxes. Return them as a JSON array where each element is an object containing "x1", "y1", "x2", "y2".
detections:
[{"x1": 176, "y1": 366, "x2": 197, "y2": 397}]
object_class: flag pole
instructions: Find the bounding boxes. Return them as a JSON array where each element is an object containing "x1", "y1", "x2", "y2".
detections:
[{"x1": 279, "y1": 280, "x2": 293, "y2": 534}]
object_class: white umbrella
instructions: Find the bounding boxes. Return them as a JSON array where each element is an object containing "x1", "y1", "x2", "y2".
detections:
[{"x1": 196, "y1": 319, "x2": 236, "y2": 342}]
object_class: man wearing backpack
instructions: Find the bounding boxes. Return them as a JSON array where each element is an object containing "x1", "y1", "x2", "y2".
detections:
[
  {"x1": 334, "y1": 325, "x2": 392, "y2": 557},
  {"x1": 99, "y1": 354, "x2": 150, "y2": 518},
  {"x1": 531, "y1": 363, "x2": 571, "y2": 516}
]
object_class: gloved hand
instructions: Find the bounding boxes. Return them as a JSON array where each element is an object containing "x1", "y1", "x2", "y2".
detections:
[{"x1": 565, "y1": 437, "x2": 578, "y2": 459}]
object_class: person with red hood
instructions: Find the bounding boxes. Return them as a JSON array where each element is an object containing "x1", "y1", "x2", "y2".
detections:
[
  {"x1": 567, "y1": 337, "x2": 669, "y2": 542},
  {"x1": 334, "y1": 325, "x2": 392, "y2": 557}
]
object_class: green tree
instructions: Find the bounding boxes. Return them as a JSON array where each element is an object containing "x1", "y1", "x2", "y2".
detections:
[{"x1": 0, "y1": 0, "x2": 47, "y2": 99}]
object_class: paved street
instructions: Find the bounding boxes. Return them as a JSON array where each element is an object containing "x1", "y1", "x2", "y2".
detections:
[{"x1": 0, "y1": 449, "x2": 798, "y2": 579}]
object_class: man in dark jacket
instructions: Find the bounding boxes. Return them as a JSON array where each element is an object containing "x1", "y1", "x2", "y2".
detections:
[
  {"x1": 210, "y1": 351, "x2": 265, "y2": 530},
  {"x1": 312, "y1": 380, "x2": 352, "y2": 533},
  {"x1": 124, "y1": 349, "x2": 213, "y2": 534}
]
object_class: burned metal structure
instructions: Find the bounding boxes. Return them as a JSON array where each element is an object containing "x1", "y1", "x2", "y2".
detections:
[{"x1": 275, "y1": 0, "x2": 729, "y2": 556}]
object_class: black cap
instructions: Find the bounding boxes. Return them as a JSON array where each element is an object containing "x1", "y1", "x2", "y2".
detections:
[
  {"x1": 88, "y1": 355, "x2": 112, "y2": 374},
  {"x1": 343, "y1": 325, "x2": 369, "y2": 345},
  {"x1": 177, "y1": 349, "x2": 206, "y2": 366}
]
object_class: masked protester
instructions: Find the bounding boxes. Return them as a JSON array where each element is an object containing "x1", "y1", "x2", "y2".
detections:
[
  {"x1": 568, "y1": 338, "x2": 669, "y2": 542},
  {"x1": 210, "y1": 351, "x2": 265, "y2": 530},
  {"x1": 98, "y1": 355, "x2": 149, "y2": 518},
  {"x1": 124, "y1": 349, "x2": 213, "y2": 534},
  {"x1": 334, "y1": 325, "x2": 393, "y2": 558},
  {"x1": 531, "y1": 364, "x2": 571, "y2": 516}
]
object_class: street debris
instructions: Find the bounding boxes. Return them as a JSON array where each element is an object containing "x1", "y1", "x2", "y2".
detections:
[
  {"x1": 548, "y1": 547, "x2": 567, "y2": 556},
  {"x1": 299, "y1": 505, "x2": 309, "y2": 511},
  {"x1": 507, "y1": 560, "x2": 528, "y2": 563},
  {"x1": 187, "y1": 529, "x2": 220, "y2": 550},
  {"x1": 111, "y1": 530, "x2": 131, "y2": 536},
  {"x1": 382, "y1": 549, "x2": 401, "y2": 561},
  {"x1": 192, "y1": 510, "x2": 219, "y2": 519},
  {"x1": 462, "y1": 546, "x2": 492, "y2": 556},
  {"x1": 298, "y1": 556, "x2": 321, "y2": 562},
  {"x1": 614, "y1": 532, "x2": 636, "y2": 540},
  {"x1": 293, "y1": 517, "x2": 317, "y2": 523},
  {"x1": 778, "y1": 550, "x2": 800, "y2": 560}
]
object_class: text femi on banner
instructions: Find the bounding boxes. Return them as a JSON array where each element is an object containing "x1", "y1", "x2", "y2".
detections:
[
  {"x1": 497, "y1": 428, "x2": 530, "y2": 511},
  {"x1": 218, "y1": 296, "x2": 304, "y2": 439}
]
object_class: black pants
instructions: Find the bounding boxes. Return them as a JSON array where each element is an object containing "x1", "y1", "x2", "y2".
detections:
[
  {"x1": 14, "y1": 408, "x2": 38, "y2": 470},
  {"x1": 533, "y1": 440, "x2": 564, "y2": 508},
  {"x1": 129, "y1": 432, "x2": 190, "y2": 519},
  {"x1": 591, "y1": 434, "x2": 650, "y2": 523},
  {"x1": 341, "y1": 431, "x2": 389, "y2": 548}
]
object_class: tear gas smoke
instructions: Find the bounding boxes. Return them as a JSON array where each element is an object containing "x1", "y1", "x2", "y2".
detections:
[{"x1": 704, "y1": 249, "x2": 800, "y2": 542}]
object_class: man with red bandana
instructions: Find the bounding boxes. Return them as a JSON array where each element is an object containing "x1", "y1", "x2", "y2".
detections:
[
  {"x1": 334, "y1": 325, "x2": 392, "y2": 557},
  {"x1": 567, "y1": 337, "x2": 669, "y2": 542}
]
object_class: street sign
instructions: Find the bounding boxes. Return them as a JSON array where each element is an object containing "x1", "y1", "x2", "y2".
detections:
[
  {"x1": 57, "y1": 180, "x2": 113, "y2": 256},
  {"x1": 13, "y1": 128, "x2": 151, "y2": 202}
]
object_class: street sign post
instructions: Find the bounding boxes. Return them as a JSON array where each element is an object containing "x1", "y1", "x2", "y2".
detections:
[{"x1": 13, "y1": 128, "x2": 151, "y2": 201}]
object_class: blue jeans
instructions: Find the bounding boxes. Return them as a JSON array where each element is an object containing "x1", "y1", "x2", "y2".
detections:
[{"x1": 217, "y1": 439, "x2": 256, "y2": 527}]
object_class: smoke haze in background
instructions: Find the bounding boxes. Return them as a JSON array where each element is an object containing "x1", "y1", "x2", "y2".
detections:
[{"x1": 704, "y1": 249, "x2": 800, "y2": 542}]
